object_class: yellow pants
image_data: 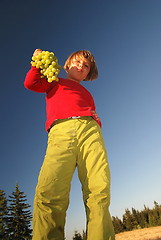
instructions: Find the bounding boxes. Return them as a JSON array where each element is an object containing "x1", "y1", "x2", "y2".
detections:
[{"x1": 32, "y1": 117, "x2": 115, "y2": 240}]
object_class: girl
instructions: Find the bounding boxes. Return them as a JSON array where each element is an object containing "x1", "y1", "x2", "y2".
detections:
[{"x1": 24, "y1": 49, "x2": 115, "y2": 240}]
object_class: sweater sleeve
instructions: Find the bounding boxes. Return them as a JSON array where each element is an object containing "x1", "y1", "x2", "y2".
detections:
[{"x1": 24, "y1": 66, "x2": 54, "y2": 93}]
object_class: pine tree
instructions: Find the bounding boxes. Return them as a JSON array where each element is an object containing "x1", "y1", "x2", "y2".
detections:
[
  {"x1": 122, "y1": 208, "x2": 134, "y2": 231},
  {"x1": 112, "y1": 216, "x2": 124, "y2": 233},
  {"x1": 142, "y1": 205, "x2": 150, "y2": 227},
  {"x1": 137, "y1": 210, "x2": 145, "y2": 228},
  {"x1": 73, "y1": 231, "x2": 83, "y2": 240},
  {"x1": 0, "y1": 190, "x2": 8, "y2": 240},
  {"x1": 131, "y1": 208, "x2": 141, "y2": 229},
  {"x1": 148, "y1": 210, "x2": 157, "y2": 227},
  {"x1": 7, "y1": 184, "x2": 32, "y2": 240},
  {"x1": 82, "y1": 230, "x2": 86, "y2": 240},
  {"x1": 111, "y1": 201, "x2": 161, "y2": 234},
  {"x1": 153, "y1": 201, "x2": 161, "y2": 225},
  {"x1": 135, "y1": 209, "x2": 143, "y2": 228}
]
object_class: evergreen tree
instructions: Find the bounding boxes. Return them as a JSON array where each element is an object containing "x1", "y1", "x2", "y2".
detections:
[
  {"x1": 153, "y1": 201, "x2": 161, "y2": 225},
  {"x1": 82, "y1": 230, "x2": 86, "y2": 240},
  {"x1": 148, "y1": 210, "x2": 157, "y2": 227},
  {"x1": 7, "y1": 184, "x2": 32, "y2": 240},
  {"x1": 122, "y1": 208, "x2": 133, "y2": 231},
  {"x1": 111, "y1": 200, "x2": 161, "y2": 234},
  {"x1": 142, "y1": 205, "x2": 150, "y2": 227},
  {"x1": 131, "y1": 208, "x2": 141, "y2": 229},
  {"x1": 0, "y1": 190, "x2": 8, "y2": 240},
  {"x1": 136, "y1": 209, "x2": 143, "y2": 228},
  {"x1": 73, "y1": 231, "x2": 83, "y2": 240},
  {"x1": 137, "y1": 210, "x2": 145, "y2": 228},
  {"x1": 112, "y1": 216, "x2": 124, "y2": 233}
]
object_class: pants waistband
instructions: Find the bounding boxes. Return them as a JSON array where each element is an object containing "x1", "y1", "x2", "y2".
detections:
[{"x1": 48, "y1": 116, "x2": 93, "y2": 132}]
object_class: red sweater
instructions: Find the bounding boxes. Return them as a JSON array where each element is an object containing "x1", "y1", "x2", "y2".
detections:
[{"x1": 24, "y1": 67, "x2": 102, "y2": 131}]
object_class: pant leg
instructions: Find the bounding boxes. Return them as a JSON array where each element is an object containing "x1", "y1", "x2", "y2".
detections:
[
  {"x1": 76, "y1": 118, "x2": 115, "y2": 240},
  {"x1": 32, "y1": 121, "x2": 77, "y2": 240}
]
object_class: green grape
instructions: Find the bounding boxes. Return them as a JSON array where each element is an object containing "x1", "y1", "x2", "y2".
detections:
[
  {"x1": 37, "y1": 55, "x2": 42, "y2": 60},
  {"x1": 52, "y1": 61, "x2": 56, "y2": 66},
  {"x1": 31, "y1": 61, "x2": 36, "y2": 66},
  {"x1": 52, "y1": 76, "x2": 58, "y2": 81},
  {"x1": 30, "y1": 50, "x2": 62, "y2": 83},
  {"x1": 37, "y1": 61, "x2": 41, "y2": 66},
  {"x1": 49, "y1": 65, "x2": 53, "y2": 69},
  {"x1": 48, "y1": 78, "x2": 53, "y2": 83},
  {"x1": 45, "y1": 59, "x2": 51, "y2": 65},
  {"x1": 40, "y1": 64, "x2": 45, "y2": 69},
  {"x1": 41, "y1": 59, "x2": 46, "y2": 64},
  {"x1": 44, "y1": 63, "x2": 48, "y2": 68},
  {"x1": 32, "y1": 56, "x2": 36, "y2": 61},
  {"x1": 49, "y1": 72, "x2": 53, "y2": 77}
]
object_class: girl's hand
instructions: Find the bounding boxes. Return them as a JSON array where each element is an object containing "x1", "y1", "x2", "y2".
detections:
[
  {"x1": 91, "y1": 110, "x2": 100, "y2": 121},
  {"x1": 33, "y1": 49, "x2": 42, "y2": 56}
]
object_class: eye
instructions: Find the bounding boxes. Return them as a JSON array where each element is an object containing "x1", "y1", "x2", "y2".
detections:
[{"x1": 85, "y1": 64, "x2": 89, "y2": 68}]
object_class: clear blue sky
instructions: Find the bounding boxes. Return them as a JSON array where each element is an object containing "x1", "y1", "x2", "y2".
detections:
[{"x1": 1, "y1": 0, "x2": 161, "y2": 239}]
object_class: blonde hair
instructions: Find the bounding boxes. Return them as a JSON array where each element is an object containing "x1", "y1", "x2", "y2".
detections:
[{"x1": 64, "y1": 50, "x2": 98, "y2": 81}]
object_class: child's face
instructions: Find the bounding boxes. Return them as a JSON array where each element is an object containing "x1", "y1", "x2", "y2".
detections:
[{"x1": 66, "y1": 56, "x2": 90, "y2": 83}]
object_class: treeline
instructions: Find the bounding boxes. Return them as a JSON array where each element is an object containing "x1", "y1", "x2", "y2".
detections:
[
  {"x1": 112, "y1": 201, "x2": 161, "y2": 234},
  {"x1": 73, "y1": 230, "x2": 86, "y2": 240},
  {"x1": 0, "y1": 184, "x2": 32, "y2": 240},
  {"x1": 73, "y1": 201, "x2": 161, "y2": 239},
  {"x1": 1, "y1": 184, "x2": 161, "y2": 239}
]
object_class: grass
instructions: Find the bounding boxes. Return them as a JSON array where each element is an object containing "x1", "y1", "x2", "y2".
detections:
[{"x1": 115, "y1": 226, "x2": 161, "y2": 240}]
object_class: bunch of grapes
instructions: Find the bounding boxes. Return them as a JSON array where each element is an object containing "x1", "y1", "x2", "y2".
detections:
[{"x1": 31, "y1": 51, "x2": 62, "y2": 82}]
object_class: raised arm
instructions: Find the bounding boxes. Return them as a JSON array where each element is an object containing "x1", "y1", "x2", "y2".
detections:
[{"x1": 24, "y1": 49, "x2": 53, "y2": 93}]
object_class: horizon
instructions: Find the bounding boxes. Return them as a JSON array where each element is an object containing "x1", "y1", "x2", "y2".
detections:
[{"x1": 1, "y1": 1, "x2": 161, "y2": 239}]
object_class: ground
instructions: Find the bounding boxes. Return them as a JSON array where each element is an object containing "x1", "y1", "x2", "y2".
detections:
[{"x1": 115, "y1": 226, "x2": 161, "y2": 240}]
